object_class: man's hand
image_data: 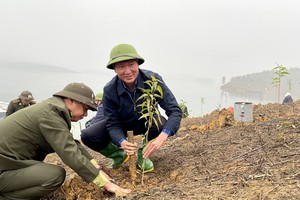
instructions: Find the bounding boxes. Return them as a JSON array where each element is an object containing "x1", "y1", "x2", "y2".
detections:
[
  {"x1": 103, "y1": 180, "x2": 131, "y2": 196},
  {"x1": 100, "y1": 170, "x2": 131, "y2": 195},
  {"x1": 143, "y1": 132, "x2": 168, "y2": 158},
  {"x1": 120, "y1": 140, "x2": 137, "y2": 155}
]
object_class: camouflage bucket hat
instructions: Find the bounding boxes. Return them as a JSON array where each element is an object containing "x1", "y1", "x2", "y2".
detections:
[
  {"x1": 53, "y1": 83, "x2": 97, "y2": 111},
  {"x1": 106, "y1": 44, "x2": 145, "y2": 69},
  {"x1": 19, "y1": 90, "x2": 34, "y2": 101}
]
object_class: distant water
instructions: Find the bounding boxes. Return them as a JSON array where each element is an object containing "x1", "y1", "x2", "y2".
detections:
[
  {"x1": 1, "y1": 67, "x2": 271, "y2": 139},
  {"x1": 1, "y1": 68, "x2": 227, "y2": 116}
]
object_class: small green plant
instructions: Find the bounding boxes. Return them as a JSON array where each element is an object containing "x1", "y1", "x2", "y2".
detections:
[
  {"x1": 287, "y1": 79, "x2": 292, "y2": 93},
  {"x1": 137, "y1": 76, "x2": 163, "y2": 141},
  {"x1": 179, "y1": 100, "x2": 189, "y2": 118},
  {"x1": 215, "y1": 104, "x2": 222, "y2": 112},
  {"x1": 200, "y1": 98, "x2": 205, "y2": 116},
  {"x1": 272, "y1": 64, "x2": 289, "y2": 104},
  {"x1": 136, "y1": 76, "x2": 163, "y2": 183}
]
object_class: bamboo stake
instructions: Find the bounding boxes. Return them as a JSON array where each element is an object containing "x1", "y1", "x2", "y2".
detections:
[{"x1": 127, "y1": 130, "x2": 137, "y2": 183}]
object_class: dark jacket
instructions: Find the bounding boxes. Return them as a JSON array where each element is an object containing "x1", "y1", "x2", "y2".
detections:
[
  {"x1": 103, "y1": 69, "x2": 182, "y2": 145},
  {"x1": 282, "y1": 95, "x2": 293, "y2": 104},
  {"x1": 91, "y1": 104, "x2": 105, "y2": 124},
  {"x1": 0, "y1": 97, "x2": 99, "y2": 182},
  {"x1": 85, "y1": 104, "x2": 105, "y2": 128}
]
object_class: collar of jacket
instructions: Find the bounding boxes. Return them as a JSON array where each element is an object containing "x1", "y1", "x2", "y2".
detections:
[
  {"x1": 121, "y1": 78, "x2": 138, "y2": 93},
  {"x1": 116, "y1": 70, "x2": 146, "y2": 96},
  {"x1": 52, "y1": 97, "x2": 72, "y2": 129}
]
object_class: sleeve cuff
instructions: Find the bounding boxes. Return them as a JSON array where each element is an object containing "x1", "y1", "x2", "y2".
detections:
[
  {"x1": 90, "y1": 159, "x2": 101, "y2": 169},
  {"x1": 162, "y1": 128, "x2": 172, "y2": 136},
  {"x1": 90, "y1": 159, "x2": 98, "y2": 166},
  {"x1": 93, "y1": 173, "x2": 109, "y2": 187},
  {"x1": 117, "y1": 137, "x2": 126, "y2": 147}
]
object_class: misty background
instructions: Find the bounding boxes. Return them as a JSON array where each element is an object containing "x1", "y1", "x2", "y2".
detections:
[{"x1": 1, "y1": 0, "x2": 300, "y2": 119}]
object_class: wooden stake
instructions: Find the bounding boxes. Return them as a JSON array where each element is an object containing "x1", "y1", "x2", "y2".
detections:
[{"x1": 127, "y1": 130, "x2": 137, "y2": 182}]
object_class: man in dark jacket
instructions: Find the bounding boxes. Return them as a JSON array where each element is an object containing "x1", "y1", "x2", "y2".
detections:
[
  {"x1": 0, "y1": 83, "x2": 130, "y2": 200},
  {"x1": 81, "y1": 44, "x2": 182, "y2": 173},
  {"x1": 6, "y1": 90, "x2": 36, "y2": 117}
]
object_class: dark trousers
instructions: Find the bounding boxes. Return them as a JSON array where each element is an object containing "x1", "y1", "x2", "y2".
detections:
[
  {"x1": 0, "y1": 162, "x2": 66, "y2": 200},
  {"x1": 81, "y1": 116, "x2": 167, "y2": 151},
  {"x1": 81, "y1": 119, "x2": 111, "y2": 151}
]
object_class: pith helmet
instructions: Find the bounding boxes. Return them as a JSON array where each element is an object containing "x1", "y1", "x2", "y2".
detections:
[
  {"x1": 53, "y1": 83, "x2": 97, "y2": 111},
  {"x1": 19, "y1": 90, "x2": 34, "y2": 101},
  {"x1": 95, "y1": 93, "x2": 103, "y2": 101},
  {"x1": 106, "y1": 44, "x2": 144, "y2": 69}
]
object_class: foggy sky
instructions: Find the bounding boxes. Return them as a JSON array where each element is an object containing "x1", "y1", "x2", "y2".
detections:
[{"x1": 1, "y1": 0, "x2": 300, "y2": 81}]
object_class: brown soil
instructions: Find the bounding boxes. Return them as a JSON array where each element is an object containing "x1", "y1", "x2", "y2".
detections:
[{"x1": 41, "y1": 101, "x2": 300, "y2": 200}]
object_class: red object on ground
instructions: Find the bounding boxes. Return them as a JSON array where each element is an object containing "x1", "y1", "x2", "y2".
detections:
[{"x1": 227, "y1": 106, "x2": 234, "y2": 112}]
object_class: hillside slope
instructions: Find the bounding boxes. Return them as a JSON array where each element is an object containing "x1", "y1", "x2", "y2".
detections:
[{"x1": 42, "y1": 101, "x2": 300, "y2": 199}]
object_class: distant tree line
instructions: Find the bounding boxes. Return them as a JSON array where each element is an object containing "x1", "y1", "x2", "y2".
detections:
[{"x1": 220, "y1": 67, "x2": 300, "y2": 101}]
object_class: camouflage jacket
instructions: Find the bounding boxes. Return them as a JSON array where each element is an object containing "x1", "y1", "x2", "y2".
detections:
[
  {"x1": 6, "y1": 98, "x2": 35, "y2": 117},
  {"x1": 0, "y1": 97, "x2": 99, "y2": 182}
]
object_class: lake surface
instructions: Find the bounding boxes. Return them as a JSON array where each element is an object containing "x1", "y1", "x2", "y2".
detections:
[{"x1": 0, "y1": 67, "x2": 270, "y2": 139}]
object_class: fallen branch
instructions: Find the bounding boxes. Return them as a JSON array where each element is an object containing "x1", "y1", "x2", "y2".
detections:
[
  {"x1": 225, "y1": 146, "x2": 264, "y2": 162},
  {"x1": 261, "y1": 185, "x2": 279, "y2": 200},
  {"x1": 281, "y1": 153, "x2": 300, "y2": 158}
]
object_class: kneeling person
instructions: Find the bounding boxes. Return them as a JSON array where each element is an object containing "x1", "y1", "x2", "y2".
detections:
[
  {"x1": 81, "y1": 44, "x2": 182, "y2": 173},
  {"x1": 0, "y1": 82, "x2": 130, "y2": 199}
]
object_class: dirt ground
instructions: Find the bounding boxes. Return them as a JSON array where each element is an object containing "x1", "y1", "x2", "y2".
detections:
[{"x1": 41, "y1": 101, "x2": 300, "y2": 200}]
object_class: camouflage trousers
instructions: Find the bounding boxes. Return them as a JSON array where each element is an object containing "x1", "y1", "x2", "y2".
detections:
[{"x1": 0, "y1": 162, "x2": 65, "y2": 200}]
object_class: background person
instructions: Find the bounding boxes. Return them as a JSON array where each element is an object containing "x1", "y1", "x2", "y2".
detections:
[
  {"x1": 81, "y1": 44, "x2": 182, "y2": 173},
  {"x1": 6, "y1": 90, "x2": 36, "y2": 117},
  {"x1": 0, "y1": 82, "x2": 130, "y2": 200},
  {"x1": 282, "y1": 92, "x2": 293, "y2": 104},
  {"x1": 85, "y1": 92, "x2": 104, "y2": 128}
]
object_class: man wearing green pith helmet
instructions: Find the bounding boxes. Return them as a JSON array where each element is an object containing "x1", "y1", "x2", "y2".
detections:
[{"x1": 81, "y1": 44, "x2": 182, "y2": 173}]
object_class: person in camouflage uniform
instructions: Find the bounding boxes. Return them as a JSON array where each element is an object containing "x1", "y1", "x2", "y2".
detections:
[
  {"x1": 6, "y1": 90, "x2": 36, "y2": 117},
  {"x1": 0, "y1": 83, "x2": 130, "y2": 200}
]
